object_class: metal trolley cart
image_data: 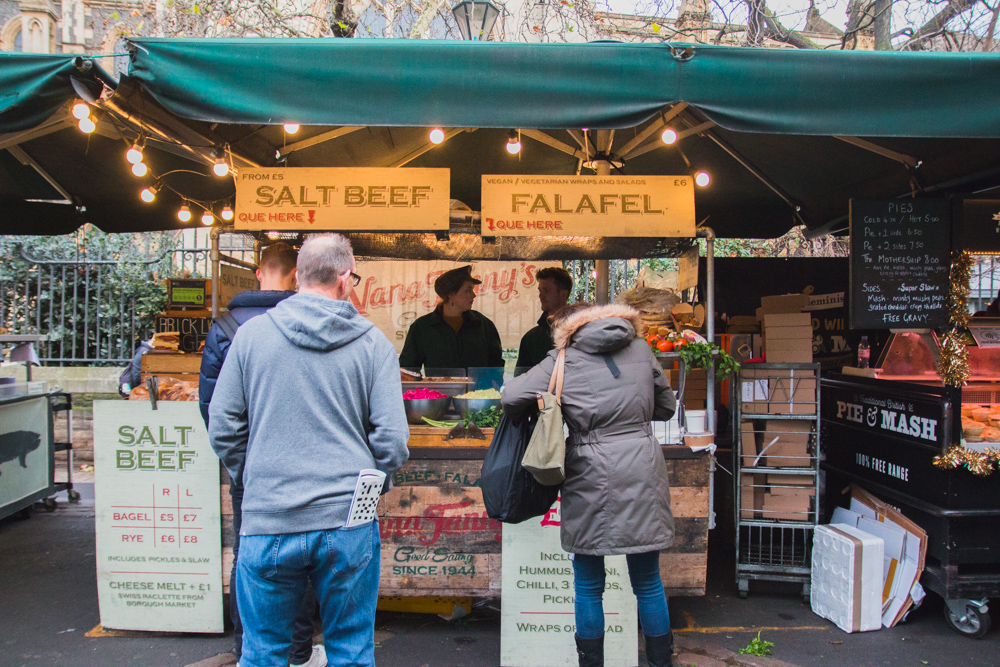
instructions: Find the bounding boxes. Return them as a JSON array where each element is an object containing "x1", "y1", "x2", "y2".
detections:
[
  {"x1": 0, "y1": 388, "x2": 78, "y2": 520},
  {"x1": 734, "y1": 363, "x2": 821, "y2": 601}
]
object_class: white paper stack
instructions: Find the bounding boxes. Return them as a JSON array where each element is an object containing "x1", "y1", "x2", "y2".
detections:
[{"x1": 811, "y1": 523, "x2": 884, "y2": 633}]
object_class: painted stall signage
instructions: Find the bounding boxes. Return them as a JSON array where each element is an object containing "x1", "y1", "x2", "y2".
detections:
[
  {"x1": 481, "y1": 175, "x2": 695, "y2": 238},
  {"x1": 501, "y1": 500, "x2": 638, "y2": 667},
  {"x1": 0, "y1": 396, "x2": 51, "y2": 515},
  {"x1": 93, "y1": 401, "x2": 223, "y2": 632},
  {"x1": 352, "y1": 260, "x2": 560, "y2": 353},
  {"x1": 235, "y1": 167, "x2": 450, "y2": 231}
]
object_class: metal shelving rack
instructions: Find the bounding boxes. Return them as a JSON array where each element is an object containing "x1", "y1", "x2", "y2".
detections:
[{"x1": 734, "y1": 363, "x2": 820, "y2": 601}]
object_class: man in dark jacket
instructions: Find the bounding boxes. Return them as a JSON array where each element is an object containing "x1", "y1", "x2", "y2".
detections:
[
  {"x1": 515, "y1": 267, "x2": 572, "y2": 371},
  {"x1": 199, "y1": 242, "x2": 327, "y2": 667}
]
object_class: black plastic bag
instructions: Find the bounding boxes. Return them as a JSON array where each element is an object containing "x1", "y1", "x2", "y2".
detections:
[{"x1": 481, "y1": 411, "x2": 559, "y2": 523}]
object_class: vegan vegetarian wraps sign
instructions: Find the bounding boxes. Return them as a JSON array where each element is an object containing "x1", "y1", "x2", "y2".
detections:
[
  {"x1": 235, "y1": 167, "x2": 450, "y2": 231},
  {"x1": 481, "y1": 175, "x2": 695, "y2": 237}
]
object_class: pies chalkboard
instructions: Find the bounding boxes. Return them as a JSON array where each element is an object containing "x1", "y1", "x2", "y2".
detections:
[{"x1": 849, "y1": 199, "x2": 951, "y2": 330}]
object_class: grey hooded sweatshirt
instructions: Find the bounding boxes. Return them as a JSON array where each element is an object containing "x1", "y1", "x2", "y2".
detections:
[{"x1": 209, "y1": 292, "x2": 409, "y2": 536}]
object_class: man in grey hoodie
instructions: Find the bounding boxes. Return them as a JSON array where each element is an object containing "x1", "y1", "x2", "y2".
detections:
[{"x1": 209, "y1": 233, "x2": 409, "y2": 667}]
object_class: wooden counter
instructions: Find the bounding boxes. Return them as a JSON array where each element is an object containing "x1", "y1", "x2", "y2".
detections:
[{"x1": 220, "y1": 429, "x2": 711, "y2": 599}]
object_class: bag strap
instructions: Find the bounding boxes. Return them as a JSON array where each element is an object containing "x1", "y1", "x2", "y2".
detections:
[
  {"x1": 546, "y1": 348, "x2": 567, "y2": 404},
  {"x1": 214, "y1": 312, "x2": 241, "y2": 341}
]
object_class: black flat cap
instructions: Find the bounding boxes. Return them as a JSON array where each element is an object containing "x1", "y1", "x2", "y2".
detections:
[{"x1": 434, "y1": 265, "x2": 481, "y2": 299}]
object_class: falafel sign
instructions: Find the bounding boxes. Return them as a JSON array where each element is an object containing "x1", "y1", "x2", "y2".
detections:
[
  {"x1": 481, "y1": 175, "x2": 695, "y2": 237},
  {"x1": 235, "y1": 167, "x2": 450, "y2": 231},
  {"x1": 93, "y1": 401, "x2": 223, "y2": 632}
]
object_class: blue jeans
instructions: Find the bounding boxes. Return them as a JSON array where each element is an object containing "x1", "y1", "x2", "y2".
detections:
[
  {"x1": 231, "y1": 487, "x2": 319, "y2": 664},
  {"x1": 572, "y1": 551, "x2": 670, "y2": 639},
  {"x1": 237, "y1": 523, "x2": 381, "y2": 667}
]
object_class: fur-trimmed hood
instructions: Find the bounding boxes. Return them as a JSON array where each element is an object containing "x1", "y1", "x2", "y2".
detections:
[{"x1": 551, "y1": 304, "x2": 643, "y2": 352}]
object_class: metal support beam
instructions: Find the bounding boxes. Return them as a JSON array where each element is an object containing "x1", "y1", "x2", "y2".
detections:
[
  {"x1": 622, "y1": 120, "x2": 716, "y2": 161},
  {"x1": 277, "y1": 126, "x2": 365, "y2": 159},
  {"x1": 835, "y1": 136, "x2": 919, "y2": 169},
  {"x1": 520, "y1": 129, "x2": 589, "y2": 160},
  {"x1": 699, "y1": 226, "x2": 716, "y2": 435},
  {"x1": 594, "y1": 135, "x2": 612, "y2": 305},
  {"x1": 389, "y1": 128, "x2": 467, "y2": 168},
  {"x1": 0, "y1": 116, "x2": 77, "y2": 151},
  {"x1": 616, "y1": 103, "x2": 689, "y2": 159},
  {"x1": 7, "y1": 145, "x2": 74, "y2": 203},
  {"x1": 211, "y1": 228, "x2": 221, "y2": 319}
]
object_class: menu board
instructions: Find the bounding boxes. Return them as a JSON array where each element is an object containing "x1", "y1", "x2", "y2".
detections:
[
  {"x1": 93, "y1": 401, "x2": 223, "y2": 632},
  {"x1": 849, "y1": 199, "x2": 951, "y2": 330}
]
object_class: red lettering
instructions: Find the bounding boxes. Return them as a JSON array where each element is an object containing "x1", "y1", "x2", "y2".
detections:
[
  {"x1": 162, "y1": 488, "x2": 171, "y2": 496},
  {"x1": 121, "y1": 534, "x2": 144, "y2": 542}
]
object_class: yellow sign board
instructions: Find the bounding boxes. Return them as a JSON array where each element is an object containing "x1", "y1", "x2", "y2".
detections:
[
  {"x1": 480, "y1": 175, "x2": 695, "y2": 238},
  {"x1": 235, "y1": 167, "x2": 450, "y2": 231}
]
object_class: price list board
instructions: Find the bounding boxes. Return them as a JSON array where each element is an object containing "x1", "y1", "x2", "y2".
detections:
[
  {"x1": 849, "y1": 199, "x2": 951, "y2": 330},
  {"x1": 93, "y1": 401, "x2": 223, "y2": 633}
]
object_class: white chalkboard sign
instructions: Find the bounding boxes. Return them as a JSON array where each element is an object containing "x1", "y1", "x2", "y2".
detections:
[{"x1": 849, "y1": 199, "x2": 951, "y2": 330}]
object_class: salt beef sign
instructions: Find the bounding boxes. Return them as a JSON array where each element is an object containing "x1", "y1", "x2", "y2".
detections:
[
  {"x1": 480, "y1": 175, "x2": 695, "y2": 237},
  {"x1": 235, "y1": 168, "x2": 450, "y2": 231}
]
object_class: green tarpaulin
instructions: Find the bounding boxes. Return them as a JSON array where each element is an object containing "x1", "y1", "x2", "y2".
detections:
[{"x1": 127, "y1": 38, "x2": 1000, "y2": 138}]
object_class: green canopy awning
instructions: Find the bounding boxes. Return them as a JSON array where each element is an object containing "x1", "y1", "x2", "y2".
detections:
[
  {"x1": 0, "y1": 53, "x2": 105, "y2": 133},
  {"x1": 127, "y1": 38, "x2": 1000, "y2": 138}
]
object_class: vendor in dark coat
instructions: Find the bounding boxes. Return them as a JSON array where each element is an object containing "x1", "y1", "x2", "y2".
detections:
[
  {"x1": 515, "y1": 266, "x2": 573, "y2": 371},
  {"x1": 398, "y1": 265, "x2": 503, "y2": 372}
]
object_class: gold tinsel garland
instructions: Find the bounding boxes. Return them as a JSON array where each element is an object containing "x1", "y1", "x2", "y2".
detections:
[
  {"x1": 933, "y1": 445, "x2": 1000, "y2": 476},
  {"x1": 940, "y1": 250, "x2": 974, "y2": 388}
]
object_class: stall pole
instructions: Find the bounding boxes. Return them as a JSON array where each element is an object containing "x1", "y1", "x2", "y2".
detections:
[
  {"x1": 210, "y1": 228, "x2": 221, "y2": 319},
  {"x1": 699, "y1": 226, "x2": 716, "y2": 433},
  {"x1": 594, "y1": 148, "x2": 611, "y2": 305}
]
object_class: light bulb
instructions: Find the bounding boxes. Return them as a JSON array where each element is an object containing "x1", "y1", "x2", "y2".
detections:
[
  {"x1": 78, "y1": 117, "x2": 96, "y2": 134},
  {"x1": 213, "y1": 159, "x2": 230, "y2": 177},
  {"x1": 695, "y1": 171, "x2": 711, "y2": 187},
  {"x1": 131, "y1": 162, "x2": 148, "y2": 177},
  {"x1": 266, "y1": 231, "x2": 280, "y2": 240},
  {"x1": 429, "y1": 128, "x2": 445, "y2": 144},
  {"x1": 140, "y1": 186, "x2": 157, "y2": 203},
  {"x1": 72, "y1": 102, "x2": 91, "y2": 120},
  {"x1": 506, "y1": 131, "x2": 521, "y2": 155},
  {"x1": 661, "y1": 128, "x2": 678, "y2": 145},
  {"x1": 126, "y1": 143, "x2": 144, "y2": 165},
  {"x1": 283, "y1": 123, "x2": 300, "y2": 134},
  {"x1": 221, "y1": 206, "x2": 234, "y2": 221},
  {"x1": 177, "y1": 205, "x2": 192, "y2": 223},
  {"x1": 201, "y1": 211, "x2": 214, "y2": 226}
]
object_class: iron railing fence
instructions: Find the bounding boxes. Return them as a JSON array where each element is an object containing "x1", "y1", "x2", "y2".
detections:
[{"x1": 0, "y1": 241, "x2": 255, "y2": 365}]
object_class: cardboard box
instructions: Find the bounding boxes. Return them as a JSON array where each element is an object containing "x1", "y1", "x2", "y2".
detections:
[
  {"x1": 762, "y1": 492, "x2": 812, "y2": 521},
  {"x1": 760, "y1": 293, "x2": 810, "y2": 313},
  {"x1": 762, "y1": 420, "x2": 811, "y2": 467},
  {"x1": 685, "y1": 399, "x2": 707, "y2": 410},
  {"x1": 811, "y1": 524, "x2": 885, "y2": 633},
  {"x1": 767, "y1": 473, "x2": 814, "y2": 487},
  {"x1": 684, "y1": 433, "x2": 715, "y2": 448},
  {"x1": 767, "y1": 350, "x2": 813, "y2": 363},
  {"x1": 741, "y1": 422, "x2": 759, "y2": 467},
  {"x1": 740, "y1": 480, "x2": 765, "y2": 519},
  {"x1": 764, "y1": 325, "x2": 813, "y2": 340},
  {"x1": 727, "y1": 316, "x2": 759, "y2": 333},
  {"x1": 766, "y1": 338, "x2": 813, "y2": 353},
  {"x1": 762, "y1": 312, "x2": 812, "y2": 328},
  {"x1": 740, "y1": 368, "x2": 818, "y2": 415}
]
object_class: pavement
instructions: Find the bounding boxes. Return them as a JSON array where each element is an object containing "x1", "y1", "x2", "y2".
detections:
[{"x1": 1, "y1": 484, "x2": 998, "y2": 667}]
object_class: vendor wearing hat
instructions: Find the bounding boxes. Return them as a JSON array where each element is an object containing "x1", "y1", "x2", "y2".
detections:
[{"x1": 398, "y1": 265, "x2": 503, "y2": 373}]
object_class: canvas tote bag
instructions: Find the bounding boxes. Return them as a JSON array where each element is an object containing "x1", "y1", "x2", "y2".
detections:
[{"x1": 521, "y1": 348, "x2": 567, "y2": 486}]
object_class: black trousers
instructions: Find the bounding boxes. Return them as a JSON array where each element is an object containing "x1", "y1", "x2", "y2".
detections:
[{"x1": 231, "y1": 487, "x2": 318, "y2": 664}]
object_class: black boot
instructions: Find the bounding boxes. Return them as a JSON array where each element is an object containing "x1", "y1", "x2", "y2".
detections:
[
  {"x1": 575, "y1": 634, "x2": 604, "y2": 667},
  {"x1": 644, "y1": 631, "x2": 674, "y2": 667}
]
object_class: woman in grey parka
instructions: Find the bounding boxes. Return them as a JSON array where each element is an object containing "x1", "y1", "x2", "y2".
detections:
[{"x1": 502, "y1": 303, "x2": 677, "y2": 667}]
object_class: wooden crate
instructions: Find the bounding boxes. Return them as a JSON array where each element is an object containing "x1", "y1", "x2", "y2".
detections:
[{"x1": 141, "y1": 352, "x2": 203, "y2": 384}]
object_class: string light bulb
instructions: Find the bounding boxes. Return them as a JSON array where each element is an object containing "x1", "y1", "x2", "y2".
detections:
[
  {"x1": 220, "y1": 206, "x2": 234, "y2": 222},
  {"x1": 140, "y1": 185, "x2": 158, "y2": 203},
  {"x1": 212, "y1": 155, "x2": 230, "y2": 177},
  {"x1": 126, "y1": 140, "x2": 144, "y2": 165},
  {"x1": 177, "y1": 204, "x2": 192, "y2": 223},
  {"x1": 661, "y1": 128, "x2": 678, "y2": 145},
  {"x1": 72, "y1": 102, "x2": 91, "y2": 120},
  {"x1": 283, "y1": 123, "x2": 300, "y2": 134},
  {"x1": 694, "y1": 171, "x2": 711, "y2": 187},
  {"x1": 201, "y1": 210, "x2": 214, "y2": 226},
  {"x1": 131, "y1": 162, "x2": 148, "y2": 177},
  {"x1": 506, "y1": 130, "x2": 521, "y2": 155},
  {"x1": 78, "y1": 117, "x2": 96, "y2": 134},
  {"x1": 429, "y1": 128, "x2": 445, "y2": 144}
]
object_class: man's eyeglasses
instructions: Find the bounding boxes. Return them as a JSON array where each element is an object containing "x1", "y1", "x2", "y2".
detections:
[{"x1": 349, "y1": 272, "x2": 361, "y2": 287}]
